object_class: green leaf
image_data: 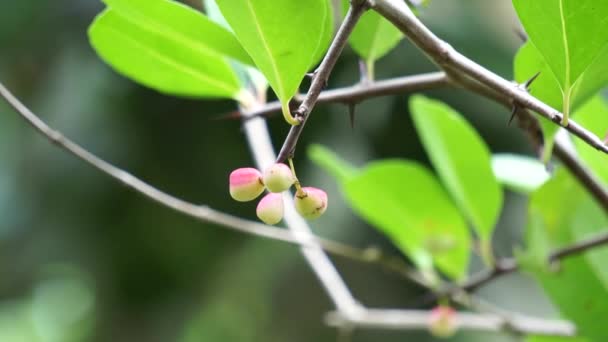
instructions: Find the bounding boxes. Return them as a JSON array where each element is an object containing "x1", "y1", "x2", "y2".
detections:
[
  {"x1": 216, "y1": 0, "x2": 333, "y2": 124},
  {"x1": 344, "y1": 160, "x2": 471, "y2": 281},
  {"x1": 527, "y1": 336, "x2": 588, "y2": 342},
  {"x1": 89, "y1": 0, "x2": 251, "y2": 100},
  {"x1": 572, "y1": 96, "x2": 608, "y2": 184},
  {"x1": 342, "y1": 0, "x2": 402, "y2": 69},
  {"x1": 512, "y1": 0, "x2": 608, "y2": 123},
  {"x1": 410, "y1": 95, "x2": 502, "y2": 249},
  {"x1": 524, "y1": 169, "x2": 608, "y2": 340},
  {"x1": 514, "y1": 42, "x2": 608, "y2": 160},
  {"x1": 307, "y1": 144, "x2": 358, "y2": 183},
  {"x1": 491, "y1": 154, "x2": 550, "y2": 194},
  {"x1": 203, "y1": 0, "x2": 269, "y2": 99}
]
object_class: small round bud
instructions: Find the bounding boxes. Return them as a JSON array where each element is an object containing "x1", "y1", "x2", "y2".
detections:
[
  {"x1": 428, "y1": 305, "x2": 457, "y2": 338},
  {"x1": 294, "y1": 187, "x2": 327, "y2": 220},
  {"x1": 229, "y1": 167, "x2": 264, "y2": 202},
  {"x1": 263, "y1": 163, "x2": 295, "y2": 193},
  {"x1": 256, "y1": 193, "x2": 284, "y2": 225}
]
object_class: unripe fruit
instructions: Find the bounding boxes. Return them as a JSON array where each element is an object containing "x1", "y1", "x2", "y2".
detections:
[
  {"x1": 294, "y1": 187, "x2": 327, "y2": 220},
  {"x1": 428, "y1": 305, "x2": 457, "y2": 338},
  {"x1": 229, "y1": 167, "x2": 265, "y2": 202},
  {"x1": 256, "y1": 193, "x2": 284, "y2": 225},
  {"x1": 263, "y1": 163, "x2": 295, "y2": 193}
]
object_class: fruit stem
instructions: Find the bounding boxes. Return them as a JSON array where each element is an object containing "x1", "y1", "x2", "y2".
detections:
[{"x1": 288, "y1": 158, "x2": 303, "y2": 192}]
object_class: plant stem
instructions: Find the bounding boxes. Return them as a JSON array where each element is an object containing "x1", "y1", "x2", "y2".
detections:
[{"x1": 288, "y1": 157, "x2": 303, "y2": 192}]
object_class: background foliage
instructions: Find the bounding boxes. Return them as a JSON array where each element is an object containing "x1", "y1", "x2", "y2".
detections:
[{"x1": 0, "y1": 1, "x2": 577, "y2": 341}]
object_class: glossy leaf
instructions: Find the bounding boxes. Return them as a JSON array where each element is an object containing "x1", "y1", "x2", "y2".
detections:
[
  {"x1": 514, "y1": 42, "x2": 608, "y2": 160},
  {"x1": 203, "y1": 0, "x2": 269, "y2": 99},
  {"x1": 572, "y1": 96, "x2": 608, "y2": 184},
  {"x1": 491, "y1": 154, "x2": 550, "y2": 194},
  {"x1": 523, "y1": 169, "x2": 608, "y2": 340},
  {"x1": 307, "y1": 144, "x2": 358, "y2": 183},
  {"x1": 216, "y1": 0, "x2": 333, "y2": 122},
  {"x1": 344, "y1": 160, "x2": 471, "y2": 281},
  {"x1": 512, "y1": 0, "x2": 608, "y2": 121},
  {"x1": 410, "y1": 95, "x2": 502, "y2": 246},
  {"x1": 342, "y1": 0, "x2": 402, "y2": 65},
  {"x1": 89, "y1": 0, "x2": 252, "y2": 100},
  {"x1": 527, "y1": 336, "x2": 588, "y2": 342}
]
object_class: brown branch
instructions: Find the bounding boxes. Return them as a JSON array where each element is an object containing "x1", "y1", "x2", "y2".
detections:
[
  {"x1": 441, "y1": 229, "x2": 608, "y2": 299},
  {"x1": 549, "y1": 230, "x2": 608, "y2": 263},
  {"x1": 243, "y1": 72, "x2": 448, "y2": 119},
  {"x1": 371, "y1": 0, "x2": 608, "y2": 155},
  {"x1": 276, "y1": 0, "x2": 369, "y2": 162},
  {"x1": 452, "y1": 73, "x2": 608, "y2": 213}
]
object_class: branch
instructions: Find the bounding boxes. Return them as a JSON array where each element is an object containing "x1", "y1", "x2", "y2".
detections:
[
  {"x1": 276, "y1": 0, "x2": 368, "y2": 162},
  {"x1": 241, "y1": 113, "x2": 361, "y2": 314},
  {"x1": 452, "y1": 73, "x2": 608, "y2": 213},
  {"x1": 371, "y1": 0, "x2": 608, "y2": 155},
  {"x1": 549, "y1": 230, "x2": 608, "y2": 263},
  {"x1": 243, "y1": 72, "x2": 448, "y2": 120},
  {"x1": 442, "y1": 229, "x2": 608, "y2": 299},
  {"x1": 0, "y1": 80, "x2": 424, "y2": 296},
  {"x1": 326, "y1": 308, "x2": 575, "y2": 336}
]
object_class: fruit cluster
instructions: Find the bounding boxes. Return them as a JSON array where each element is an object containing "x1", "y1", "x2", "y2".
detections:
[{"x1": 229, "y1": 163, "x2": 328, "y2": 224}]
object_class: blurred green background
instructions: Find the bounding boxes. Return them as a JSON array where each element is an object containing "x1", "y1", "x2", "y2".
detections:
[{"x1": 0, "y1": 1, "x2": 559, "y2": 341}]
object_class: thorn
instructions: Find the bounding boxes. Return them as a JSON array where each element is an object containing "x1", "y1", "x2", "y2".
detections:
[
  {"x1": 348, "y1": 103, "x2": 356, "y2": 129},
  {"x1": 305, "y1": 72, "x2": 315, "y2": 80},
  {"x1": 514, "y1": 27, "x2": 528, "y2": 43},
  {"x1": 508, "y1": 105, "x2": 517, "y2": 126},
  {"x1": 524, "y1": 71, "x2": 541, "y2": 90}
]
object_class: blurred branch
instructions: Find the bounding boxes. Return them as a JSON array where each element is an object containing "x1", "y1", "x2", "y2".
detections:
[
  {"x1": 439, "y1": 229, "x2": 608, "y2": 300},
  {"x1": 326, "y1": 308, "x2": 576, "y2": 336},
  {"x1": 549, "y1": 230, "x2": 608, "y2": 263},
  {"x1": 242, "y1": 118, "x2": 361, "y2": 314},
  {"x1": 371, "y1": 0, "x2": 608, "y2": 155},
  {"x1": 276, "y1": 0, "x2": 368, "y2": 162},
  {"x1": 0, "y1": 79, "x2": 425, "y2": 295}
]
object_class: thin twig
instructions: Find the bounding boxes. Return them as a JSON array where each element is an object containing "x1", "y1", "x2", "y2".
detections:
[
  {"x1": 325, "y1": 308, "x2": 575, "y2": 336},
  {"x1": 441, "y1": 229, "x2": 608, "y2": 298},
  {"x1": 371, "y1": 0, "x2": 608, "y2": 155},
  {"x1": 549, "y1": 230, "x2": 608, "y2": 263},
  {"x1": 276, "y1": 0, "x2": 369, "y2": 162},
  {"x1": 242, "y1": 72, "x2": 448, "y2": 120},
  {"x1": 0, "y1": 80, "x2": 422, "y2": 291}
]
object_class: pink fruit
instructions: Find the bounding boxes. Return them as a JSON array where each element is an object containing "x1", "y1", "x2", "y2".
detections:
[
  {"x1": 263, "y1": 163, "x2": 295, "y2": 193},
  {"x1": 229, "y1": 167, "x2": 264, "y2": 202},
  {"x1": 256, "y1": 193, "x2": 284, "y2": 225},
  {"x1": 428, "y1": 305, "x2": 457, "y2": 338},
  {"x1": 294, "y1": 187, "x2": 327, "y2": 220}
]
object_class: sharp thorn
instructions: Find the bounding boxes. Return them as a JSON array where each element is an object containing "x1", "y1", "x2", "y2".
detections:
[
  {"x1": 514, "y1": 27, "x2": 528, "y2": 43},
  {"x1": 348, "y1": 103, "x2": 356, "y2": 129},
  {"x1": 508, "y1": 106, "x2": 517, "y2": 126},
  {"x1": 524, "y1": 71, "x2": 541, "y2": 90}
]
